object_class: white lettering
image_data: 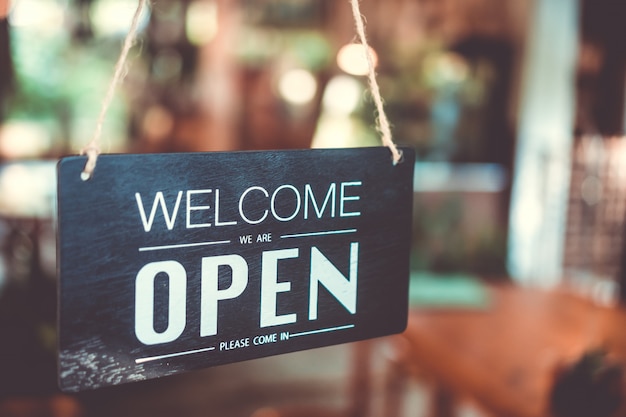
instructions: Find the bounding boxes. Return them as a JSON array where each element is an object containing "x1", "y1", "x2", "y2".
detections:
[
  {"x1": 339, "y1": 182, "x2": 362, "y2": 217},
  {"x1": 137, "y1": 181, "x2": 361, "y2": 231},
  {"x1": 239, "y1": 186, "x2": 269, "y2": 224},
  {"x1": 133, "y1": 243, "x2": 360, "y2": 344},
  {"x1": 186, "y1": 189, "x2": 213, "y2": 229},
  {"x1": 135, "y1": 261, "x2": 187, "y2": 345},
  {"x1": 239, "y1": 235, "x2": 253, "y2": 244},
  {"x1": 200, "y1": 254, "x2": 249, "y2": 337},
  {"x1": 214, "y1": 189, "x2": 237, "y2": 226},
  {"x1": 270, "y1": 185, "x2": 301, "y2": 222},
  {"x1": 309, "y1": 242, "x2": 359, "y2": 320},
  {"x1": 135, "y1": 191, "x2": 183, "y2": 232},
  {"x1": 253, "y1": 333, "x2": 277, "y2": 345},
  {"x1": 260, "y1": 248, "x2": 298, "y2": 327},
  {"x1": 304, "y1": 183, "x2": 336, "y2": 219},
  {"x1": 256, "y1": 233, "x2": 272, "y2": 243},
  {"x1": 219, "y1": 338, "x2": 250, "y2": 351}
]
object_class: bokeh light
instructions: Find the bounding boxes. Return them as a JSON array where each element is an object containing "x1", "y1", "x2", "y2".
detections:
[{"x1": 336, "y1": 43, "x2": 377, "y2": 76}]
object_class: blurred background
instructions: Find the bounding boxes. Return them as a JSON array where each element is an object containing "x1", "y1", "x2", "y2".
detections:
[{"x1": 0, "y1": 0, "x2": 625, "y2": 416}]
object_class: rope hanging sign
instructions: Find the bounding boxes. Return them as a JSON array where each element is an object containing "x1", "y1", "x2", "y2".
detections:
[{"x1": 57, "y1": 0, "x2": 415, "y2": 392}]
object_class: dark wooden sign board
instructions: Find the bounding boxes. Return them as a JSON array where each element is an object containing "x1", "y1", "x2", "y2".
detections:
[{"x1": 57, "y1": 147, "x2": 415, "y2": 392}]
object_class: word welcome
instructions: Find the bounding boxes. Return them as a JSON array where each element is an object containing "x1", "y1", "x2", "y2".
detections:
[{"x1": 135, "y1": 182, "x2": 362, "y2": 232}]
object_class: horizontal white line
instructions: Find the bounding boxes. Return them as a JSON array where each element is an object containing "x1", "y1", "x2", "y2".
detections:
[
  {"x1": 139, "y1": 240, "x2": 231, "y2": 252},
  {"x1": 135, "y1": 346, "x2": 216, "y2": 364},
  {"x1": 281, "y1": 229, "x2": 357, "y2": 239},
  {"x1": 290, "y1": 324, "x2": 355, "y2": 338}
]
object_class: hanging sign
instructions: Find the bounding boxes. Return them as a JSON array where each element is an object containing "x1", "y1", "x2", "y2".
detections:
[{"x1": 57, "y1": 147, "x2": 415, "y2": 392}]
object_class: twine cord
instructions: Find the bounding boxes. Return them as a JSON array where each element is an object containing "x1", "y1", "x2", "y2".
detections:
[
  {"x1": 80, "y1": 0, "x2": 400, "y2": 178},
  {"x1": 349, "y1": 0, "x2": 402, "y2": 165},
  {"x1": 80, "y1": 0, "x2": 147, "y2": 180}
]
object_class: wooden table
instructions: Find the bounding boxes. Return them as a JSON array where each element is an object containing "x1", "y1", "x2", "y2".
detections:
[{"x1": 400, "y1": 284, "x2": 626, "y2": 417}]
